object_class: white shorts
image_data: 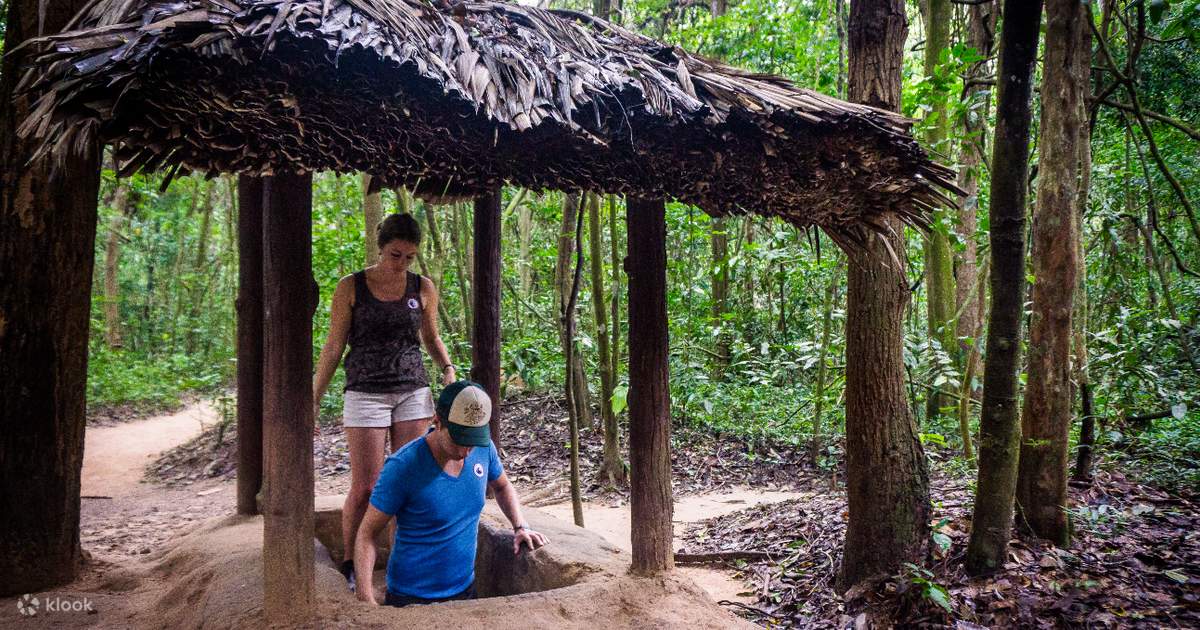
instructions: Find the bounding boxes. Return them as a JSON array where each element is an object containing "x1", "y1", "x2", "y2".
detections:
[{"x1": 342, "y1": 387, "x2": 435, "y2": 428}]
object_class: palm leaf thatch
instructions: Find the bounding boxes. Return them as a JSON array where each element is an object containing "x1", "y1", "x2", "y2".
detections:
[{"x1": 17, "y1": 0, "x2": 958, "y2": 244}]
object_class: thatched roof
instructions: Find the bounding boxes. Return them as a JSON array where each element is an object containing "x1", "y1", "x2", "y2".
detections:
[{"x1": 18, "y1": 0, "x2": 958, "y2": 243}]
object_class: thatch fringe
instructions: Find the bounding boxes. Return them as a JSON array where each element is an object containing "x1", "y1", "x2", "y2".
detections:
[{"x1": 18, "y1": 0, "x2": 959, "y2": 242}]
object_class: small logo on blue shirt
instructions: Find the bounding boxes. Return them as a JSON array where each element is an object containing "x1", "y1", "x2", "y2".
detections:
[{"x1": 473, "y1": 463, "x2": 485, "y2": 478}]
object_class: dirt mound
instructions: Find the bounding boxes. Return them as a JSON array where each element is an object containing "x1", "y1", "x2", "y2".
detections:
[{"x1": 2, "y1": 504, "x2": 754, "y2": 629}]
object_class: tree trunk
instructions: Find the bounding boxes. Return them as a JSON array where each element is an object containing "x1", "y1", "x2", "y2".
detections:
[
  {"x1": 609, "y1": 195, "x2": 622, "y2": 394},
  {"x1": 627, "y1": 196, "x2": 674, "y2": 575},
  {"x1": 261, "y1": 172, "x2": 316, "y2": 623},
  {"x1": 555, "y1": 194, "x2": 593, "y2": 430},
  {"x1": 449, "y1": 202, "x2": 473, "y2": 334},
  {"x1": 955, "y1": 0, "x2": 996, "y2": 388},
  {"x1": 838, "y1": 0, "x2": 931, "y2": 591},
  {"x1": 1015, "y1": 0, "x2": 1087, "y2": 548},
  {"x1": 236, "y1": 176, "x2": 265, "y2": 516},
  {"x1": 921, "y1": 0, "x2": 956, "y2": 423},
  {"x1": 590, "y1": 193, "x2": 626, "y2": 485},
  {"x1": 0, "y1": 0, "x2": 102, "y2": 596},
  {"x1": 104, "y1": 180, "x2": 133, "y2": 348},
  {"x1": 472, "y1": 190, "x2": 503, "y2": 449},
  {"x1": 363, "y1": 174, "x2": 382, "y2": 266},
  {"x1": 710, "y1": 217, "x2": 731, "y2": 377},
  {"x1": 1072, "y1": 42, "x2": 1095, "y2": 484},
  {"x1": 564, "y1": 199, "x2": 586, "y2": 526},
  {"x1": 964, "y1": 0, "x2": 1043, "y2": 576},
  {"x1": 810, "y1": 257, "x2": 840, "y2": 465}
]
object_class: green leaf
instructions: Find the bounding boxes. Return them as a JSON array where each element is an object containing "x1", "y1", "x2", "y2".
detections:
[
  {"x1": 1149, "y1": 0, "x2": 1168, "y2": 23},
  {"x1": 932, "y1": 532, "x2": 952, "y2": 553},
  {"x1": 926, "y1": 584, "x2": 953, "y2": 612},
  {"x1": 610, "y1": 385, "x2": 628, "y2": 416}
]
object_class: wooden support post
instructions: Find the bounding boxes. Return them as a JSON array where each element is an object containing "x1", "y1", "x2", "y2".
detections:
[
  {"x1": 261, "y1": 172, "x2": 316, "y2": 622},
  {"x1": 236, "y1": 175, "x2": 264, "y2": 516},
  {"x1": 472, "y1": 188, "x2": 503, "y2": 448},
  {"x1": 625, "y1": 196, "x2": 674, "y2": 574}
]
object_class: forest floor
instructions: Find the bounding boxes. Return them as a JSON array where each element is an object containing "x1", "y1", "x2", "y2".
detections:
[{"x1": 84, "y1": 394, "x2": 1199, "y2": 628}]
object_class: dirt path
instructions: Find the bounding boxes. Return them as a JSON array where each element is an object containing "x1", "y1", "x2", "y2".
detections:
[
  {"x1": 542, "y1": 489, "x2": 802, "y2": 604},
  {"x1": 81, "y1": 401, "x2": 234, "y2": 561},
  {"x1": 82, "y1": 401, "x2": 216, "y2": 497}
]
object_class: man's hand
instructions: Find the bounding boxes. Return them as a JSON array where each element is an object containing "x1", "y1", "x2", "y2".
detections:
[
  {"x1": 441, "y1": 367, "x2": 457, "y2": 386},
  {"x1": 513, "y1": 527, "x2": 548, "y2": 554}
]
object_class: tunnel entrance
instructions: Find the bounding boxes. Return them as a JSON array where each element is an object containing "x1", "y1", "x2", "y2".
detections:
[{"x1": 313, "y1": 499, "x2": 588, "y2": 599}]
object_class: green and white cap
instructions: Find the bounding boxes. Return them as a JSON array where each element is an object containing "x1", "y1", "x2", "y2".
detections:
[{"x1": 437, "y1": 380, "x2": 492, "y2": 447}]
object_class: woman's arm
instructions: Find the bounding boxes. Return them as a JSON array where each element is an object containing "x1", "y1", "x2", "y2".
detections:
[
  {"x1": 418, "y1": 276, "x2": 456, "y2": 385},
  {"x1": 313, "y1": 275, "x2": 354, "y2": 416}
]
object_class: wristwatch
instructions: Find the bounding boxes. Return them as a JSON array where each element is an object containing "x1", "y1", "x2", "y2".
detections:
[
  {"x1": 442, "y1": 364, "x2": 455, "y2": 374},
  {"x1": 514, "y1": 523, "x2": 530, "y2": 532}
]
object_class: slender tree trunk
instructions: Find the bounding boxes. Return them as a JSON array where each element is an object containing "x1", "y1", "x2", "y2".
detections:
[
  {"x1": 609, "y1": 195, "x2": 622, "y2": 389},
  {"x1": 555, "y1": 194, "x2": 593, "y2": 430},
  {"x1": 363, "y1": 174, "x2": 382, "y2": 266},
  {"x1": 0, "y1": 0, "x2": 102, "y2": 596},
  {"x1": 449, "y1": 202, "x2": 473, "y2": 334},
  {"x1": 627, "y1": 196, "x2": 673, "y2": 574},
  {"x1": 519, "y1": 200, "x2": 533, "y2": 295},
  {"x1": 590, "y1": 193, "x2": 626, "y2": 485},
  {"x1": 921, "y1": 0, "x2": 957, "y2": 423},
  {"x1": 564, "y1": 200, "x2": 586, "y2": 526},
  {"x1": 839, "y1": 0, "x2": 931, "y2": 591},
  {"x1": 710, "y1": 217, "x2": 731, "y2": 377},
  {"x1": 955, "y1": 261, "x2": 989, "y2": 463},
  {"x1": 1015, "y1": 0, "x2": 1087, "y2": 548},
  {"x1": 810, "y1": 257, "x2": 840, "y2": 465},
  {"x1": 955, "y1": 0, "x2": 996, "y2": 387},
  {"x1": 1072, "y1": 45, "x2": 1096, "y2": 484},
  {"x1": 261, "y1": 172, "x2": 316, "y2": 623},
  {"x1": 104, "y1": 180, "x2": 133, "y2": 348},
  {"x1": 965, "y1": 0, "x2": 1043, "y2": 576}
]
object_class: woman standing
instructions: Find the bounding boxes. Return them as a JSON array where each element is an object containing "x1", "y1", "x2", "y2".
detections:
[{"x1": 312, "y1": 213, "x2": 456, "y2": 590}]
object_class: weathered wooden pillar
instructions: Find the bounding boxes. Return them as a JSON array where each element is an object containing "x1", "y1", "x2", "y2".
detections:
[
  {"x1": 625, "y1": 196, "x2": 673, "y2": 574},
  {"x1": 261, "y1": 171, "x2": 316, "y2": 622},
  {"x1": 472, "y1": 188, "x2": 503, "y2": 448},
  {"x1": 0, "y1": 0, "x2": 101, "y2": 596},
  {"x1": 236, "y1": 175, "x2": 264, "y2": 516}
]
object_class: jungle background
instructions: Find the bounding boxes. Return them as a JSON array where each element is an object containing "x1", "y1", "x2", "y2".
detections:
[{"x1": 16, "y1": 0, "x2": 1199, "y2": 625}]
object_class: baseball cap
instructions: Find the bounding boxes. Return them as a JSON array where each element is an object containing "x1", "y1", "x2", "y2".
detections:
[{"x1": 436, "y1": 380, "x2": 492, "y2": 447}]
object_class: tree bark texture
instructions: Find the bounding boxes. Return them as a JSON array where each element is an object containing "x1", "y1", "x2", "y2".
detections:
[
  {"x1": 103, "y1": 180, "x2": 133, "y2": 348},
  {"x1": 362, "y1": 173, "x2": 382, "y2": 266},
  {"x1": 965, "y1": 0, "x2": 1043, "y2": 576},
  {"x1": 626, "y1": 196, "x2": 674, "y2": 575},
  {"x1": 839, "y1": 0, "x2": 930, "y2": 591},
  {"x1": 0, "y1": 0, "x2": 102, "y2": 596},
  {"x1": 236, "y1": 175, "x2": 265, "y2": 516},
  {"x1": 261, "y1": 172, "x2": 316, "y2": 622},
  {"x1": 1015, "y1": 0, "x2": 1087, "y2": 548},
  {"x1": 472, "y1": 190, "x2": 503, "y2": 449}
]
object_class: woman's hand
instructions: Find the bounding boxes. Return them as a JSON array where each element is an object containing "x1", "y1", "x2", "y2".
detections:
[{"x1": 441, "y1": 367, "x2": 457, "y2": 386}]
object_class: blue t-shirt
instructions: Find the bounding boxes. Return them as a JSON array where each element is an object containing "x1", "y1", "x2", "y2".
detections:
[{"x1": 368, "y1": 435, "x2": 503, "y2": 599}]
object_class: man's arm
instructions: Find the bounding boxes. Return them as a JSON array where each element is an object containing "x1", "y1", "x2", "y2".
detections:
[
  {"x1": 488, "y1": 472, "x2": 549, "y2": 554},
  {"x1": 354, "y1": 505, "x2": 392, "y2": 604}
]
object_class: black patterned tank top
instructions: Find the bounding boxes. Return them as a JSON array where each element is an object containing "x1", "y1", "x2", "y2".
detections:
[{"x1": 343, "y1": 271, "x2": 430, "y2": 393}]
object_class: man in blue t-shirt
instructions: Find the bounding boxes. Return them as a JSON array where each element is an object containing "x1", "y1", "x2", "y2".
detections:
[{"x1": 353, "y1": 380, "x2": 548, "y2": 606}]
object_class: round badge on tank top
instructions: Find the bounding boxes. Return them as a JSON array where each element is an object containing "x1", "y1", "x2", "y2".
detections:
[{"x1": 408, "y1": 297, "x2": 419, "y2": 309}]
